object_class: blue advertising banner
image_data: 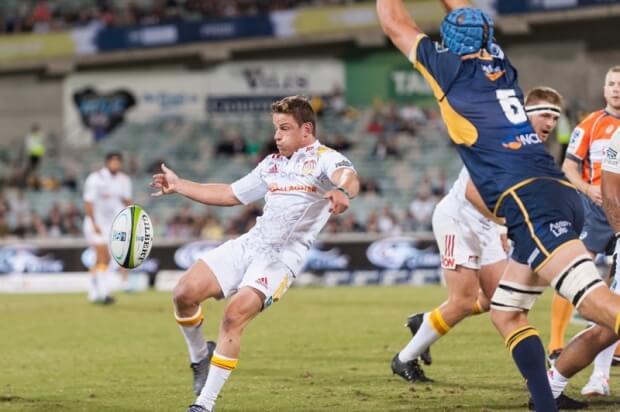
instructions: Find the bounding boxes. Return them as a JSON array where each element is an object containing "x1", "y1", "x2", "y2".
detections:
[
  {"x1": 95, "y1": 15, "x2": 274, "y2": 52},
  {"x1": 498, "y1": 0, "x2": 618, "y2": 14}
]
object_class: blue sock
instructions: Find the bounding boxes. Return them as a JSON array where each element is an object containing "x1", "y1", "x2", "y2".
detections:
[{"x1": 506, "y1": 326, "x2": 557, "y2": 412}]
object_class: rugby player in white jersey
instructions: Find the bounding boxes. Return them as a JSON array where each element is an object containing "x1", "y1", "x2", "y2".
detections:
[
  {"x1": 83, "y1": 152, "x2": 132, "y2": 304},
  {"x1": 150, "y1": 96, "x2": 360, "y2": 412},
  {"x1": 393, "y1": 87, "x2": 566, "y2": 382}
]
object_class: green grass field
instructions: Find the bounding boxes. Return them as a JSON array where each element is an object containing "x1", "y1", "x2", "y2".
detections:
[{"x1": 2, "y1": 286, "x2": 620, "y2": 411}]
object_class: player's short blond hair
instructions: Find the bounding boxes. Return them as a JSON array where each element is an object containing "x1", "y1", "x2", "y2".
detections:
[
  {"x1": 271, "y1": 95, "x2": 316, "y2": 134},
  {"x1": 606, "y1": 66, "x2": 620, "y2": 79},
  {"x1": 525, "y1": 86, "x2": 564, "y2": 109}
]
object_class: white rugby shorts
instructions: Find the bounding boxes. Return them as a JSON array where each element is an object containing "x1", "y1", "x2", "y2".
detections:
[
  {"x1": 84, "y1": 218, "x2": 112, "y2": 246},
  {"x1": 198, "y1": 237, "x2": 295, "y2": 309},
  {"x1": 432, "y1": 195, "x2": 506, "y2": 270}
]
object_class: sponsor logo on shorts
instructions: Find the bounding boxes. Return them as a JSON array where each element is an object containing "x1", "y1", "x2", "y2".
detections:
[
  {"x1": 549, "y1": 221, "x2": 571, "y2": 238},
  {"x1": 442, "y1": 234, "x2": 456, "y2": 269},
  {"x1": 255, "y1": 276, "x2": 269, "y2": 289}
]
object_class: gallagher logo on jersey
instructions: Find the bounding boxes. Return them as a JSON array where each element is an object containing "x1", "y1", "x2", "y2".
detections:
[{"x1": 501, "y1": 132, "x2": 542, "y2": 150}]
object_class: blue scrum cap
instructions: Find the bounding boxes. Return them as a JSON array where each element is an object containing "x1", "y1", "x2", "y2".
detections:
[{"x1": 440, "y1": 8, "x2": 494, "y2": 56}]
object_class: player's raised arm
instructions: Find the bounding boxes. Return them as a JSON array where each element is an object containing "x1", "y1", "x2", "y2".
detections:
[
  {"x1": 151, "y1": 163, "x2": 241, "y2": 207},
  {"x1": 376, "y1": 0, "x2": 424, "y2": 57}
]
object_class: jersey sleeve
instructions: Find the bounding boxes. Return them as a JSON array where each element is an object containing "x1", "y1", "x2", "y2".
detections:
[
  {"x1": 566, "y1": 116, "x2": 594, "y2": 162},
  {"x1": 83, "y1": 174, "x2": 97, "y2": 202},
  {"x1": 318, "y1": 148, "x2": 356, "y2": 182},
  {"x1": 602, "y1": 130, "x2": 620, "y2": 174},
  {"x1": 409, "y1": 35, "x2": 464, "y2": 98},
  {"x1": 230, "y1": 160, "x2": 269, "y2": 205}
]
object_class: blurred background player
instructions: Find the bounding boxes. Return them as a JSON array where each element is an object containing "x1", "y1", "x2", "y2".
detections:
[
  {"x1": 546, "y1": 65, "x2": 620, "y2": 396},
  {"x1": 150, "y1": 96, "x2": 359, "y2": 412},
  {"x1": 376, "y1": 1, "x2": 620, "y2": 410},
  {"x1": 394, "y1": 86, "x2": 564, "y2": 383},
  {"x1": 83, "y1": 152, "x2": 132, "y2": 304}
]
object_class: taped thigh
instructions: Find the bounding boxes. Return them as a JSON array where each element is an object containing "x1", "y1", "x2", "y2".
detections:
[
  {"x1": 490, "y1": 281, "x2": 545, "y2": 312},
  {"x1": 550, "y1": 255, "x2": 605, "y2": 308}
]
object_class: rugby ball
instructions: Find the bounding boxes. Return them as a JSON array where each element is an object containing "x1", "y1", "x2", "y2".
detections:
[{"x1": 109, "y1": 205, "x2": 153, "y2": 269}]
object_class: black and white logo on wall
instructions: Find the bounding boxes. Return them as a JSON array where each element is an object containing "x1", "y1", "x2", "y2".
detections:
[
  {"x1": 73, "y1": 87, "x2": 136, "y2": 141},
  {"x1": 174, "y1": 240, "x2": 222, "y2": 269},
  {"x1": 0, "y1": 245, "x2": 64, "y2": 274},
  {"x1": 366, "y1": 237, "x2": 440, "y2": 270}
]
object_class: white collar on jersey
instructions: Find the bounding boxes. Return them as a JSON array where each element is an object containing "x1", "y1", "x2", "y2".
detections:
[{"x1": 290, "y1": 139, "x2": 320, "y2": 157}]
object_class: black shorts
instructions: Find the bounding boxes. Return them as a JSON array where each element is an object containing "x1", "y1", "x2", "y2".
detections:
[
  {"x1": 497, "y1": 178, "x2": 584, "y2": 271},
  {"x1": 580, "y1": 193, "x2": 615, "y2": 255}
]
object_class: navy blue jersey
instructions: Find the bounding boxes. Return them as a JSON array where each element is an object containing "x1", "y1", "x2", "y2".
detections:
[{"x1": 411, "y1": 35, "x2": 565, "y2": 214}]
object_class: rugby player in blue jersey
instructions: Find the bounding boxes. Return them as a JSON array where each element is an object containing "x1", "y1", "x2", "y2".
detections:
[{"x1": 377, "y1": 0, "x2": 620, "y2": 410}]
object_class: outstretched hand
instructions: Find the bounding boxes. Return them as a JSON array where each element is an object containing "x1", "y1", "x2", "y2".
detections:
[{"x1": 150, "y1": 163, "x2": 179, "y2": 197}]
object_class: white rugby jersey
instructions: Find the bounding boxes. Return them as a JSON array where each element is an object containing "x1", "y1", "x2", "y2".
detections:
[
  {"x1": 445, "y1": 167, "x2": 485, "y2": 217},
  {"x1": 602, "y1": 129, "x2": 620, "y2": 174},
  {"x1": 231, "y1": 140, "x2": 355, "y2": 272},
  {"x1": 83, "y1": 167, "x2": 132, "y2": 225}
]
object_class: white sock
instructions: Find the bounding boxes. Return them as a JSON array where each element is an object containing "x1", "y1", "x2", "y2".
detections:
[
  {"x1": 88, "y1": 276, "x2": 99, "y2": 302},
  {"x1": 591, "y1": 341, "x2": 619, "y2": 379},
  {"x1": 398, "y1": 312, "x2": 441, "y2": 362},
  {"x1": 96, "y1": 271, "x2": 110, "y2": 298},
  {"x1": 548, "y1": 366, "x2": 569, "y2": 399},
  {"x1": 196, "y1": 351, "x2": 237, "y2": 409},
  {"x1": 180, "y1": 322, "x2": 208, "y2": 364}
]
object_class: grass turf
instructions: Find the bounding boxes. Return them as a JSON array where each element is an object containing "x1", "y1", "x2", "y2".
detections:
[{"x1": 1, "y1": 286, "x2": 619, "y2": 411}]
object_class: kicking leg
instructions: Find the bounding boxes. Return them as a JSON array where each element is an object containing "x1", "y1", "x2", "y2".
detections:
[
  {"x1": 173, "y1": 260, "x2": 223, "y2": 394},
  {"x1": 194, "y1": 287, "x2": 264, "y2": 411}
]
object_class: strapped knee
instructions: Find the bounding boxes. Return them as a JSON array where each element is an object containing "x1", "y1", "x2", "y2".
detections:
[
  {"x1": 490, "y1": 281, "x2": 545, "y2": 312},
  {"x1": 551, "y1": 256, "x2": 605, "y2": 308}
]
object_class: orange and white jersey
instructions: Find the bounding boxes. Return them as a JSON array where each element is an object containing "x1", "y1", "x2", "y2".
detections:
[
  {"x1": 83, "y1": 167, "x2": 132, "y2": 225},
  {"x1": 566, "y1": 110, "x2": 620, "y2": 185},
  {"x1": 231, "y1": 140, "x2": 355, "y2": 273}
]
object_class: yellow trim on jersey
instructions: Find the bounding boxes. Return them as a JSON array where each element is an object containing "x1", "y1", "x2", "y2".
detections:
[
  {"x1": 415, "y1": 63, "x2": 478, "y2": 146},
  {"x1": 408, "y1": 33, "x2": 427, "y2": 64},
  {"x1": 615, "y1": 313, "x2": 620, "y2": 336},
  {"x1": 509, "y1": 191, "x2": 550, "y2": 257},
  {"x1": 506, "y1": 326, "x2": 539, "y2": 353},
  {"x1": 533, "y1": 239, "x2": 582, "y2": 273},
  {"x1": 174, "y1": 306, "x2": 204, "y2": 327},
  {"x1": 211, "y1": 354, "x2": 238, "y2": 370},
  {"x1": 429, "y1": 308, "x2": 451, "y2": 336}
]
